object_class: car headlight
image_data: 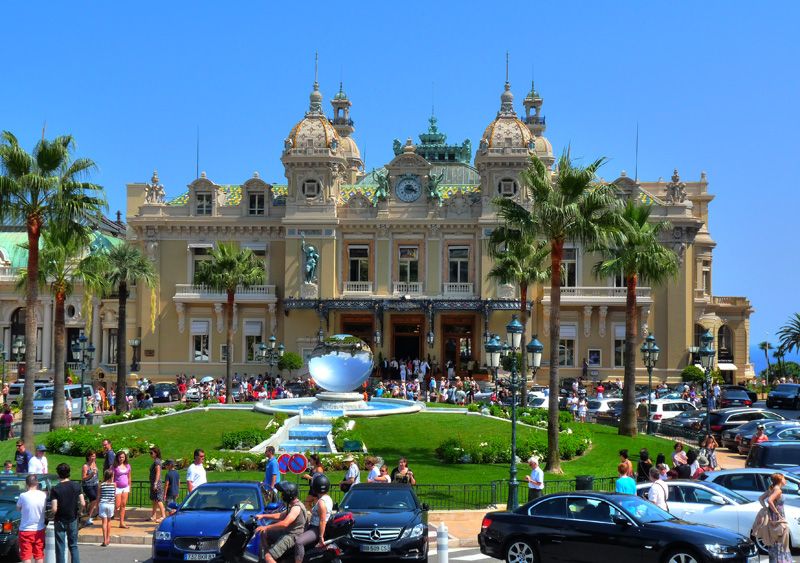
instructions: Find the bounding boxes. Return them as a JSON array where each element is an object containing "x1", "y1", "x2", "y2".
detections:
[
  {"x1": 704, "y1": 543, "x2": 738, "y2": 558},
  {"x1": 400, "y1": 524, "x2": 424, "y2": 539},
  {"x1": 218, "y1": 531, "x2": 230, "y2": 549},
  {"x1": 155, "y1": 531, "x2": 171, "y2": 541}
]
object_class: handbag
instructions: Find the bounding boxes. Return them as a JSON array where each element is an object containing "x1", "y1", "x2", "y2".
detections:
[{"x1": 339, "y1": 482, "x2": 351, "y2": 493}]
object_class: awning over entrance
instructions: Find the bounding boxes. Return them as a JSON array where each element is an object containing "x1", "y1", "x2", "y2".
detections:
[{"x1": 718, "y1": 363, "x2": 738, "y2": 371}]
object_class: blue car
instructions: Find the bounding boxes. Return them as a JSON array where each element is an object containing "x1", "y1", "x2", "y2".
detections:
[{"x1": 152, "y1": 482, "x2": 272, "y2": 562}]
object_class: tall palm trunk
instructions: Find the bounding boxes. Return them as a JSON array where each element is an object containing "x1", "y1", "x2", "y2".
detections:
[
  {"x1": 546, "y1": 239, "x2": 563, "y2": 473},
  {"x1": 51, "y1": 292, "x2": 67, "y2": 429},
  {"x1": 619, "y1": 274, "x2": 639, "y2": 437},
  {"x1": 225, "y1": 291, "x2": 234, "y2": 404},
  {"x1": 115, "y1": 281, "x2": 128, "y2": 414},
  {"x1": 22, "y1": 217, "x2": 41, "y2": 448},
  {"x1": 763, "y1": 348, "x2": 772, "y2": 382},
  {"x1": 519, "y1": 284, "x2": 529, "y2": 406}
]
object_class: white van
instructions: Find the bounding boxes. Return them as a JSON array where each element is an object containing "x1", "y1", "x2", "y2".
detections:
[
  {"x1": 7, "y1": 381, "x2": 51, "y2": 407},
  {"x1": 32, "y1": 384, "x2": 93, "y2": 422}
]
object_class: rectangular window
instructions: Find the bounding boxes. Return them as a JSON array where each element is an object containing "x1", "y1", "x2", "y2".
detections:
[
  {"x1": 348, "y1": 246, "x2": 370, "y2": 282},
  {"x1": 196, "y1": 193, "x2": 212, "y2": 216},
  {"x1": 107, "y1": 329, "x2": 118, "y2": 364},
  {"x1": 191, "y1": 320, "x2": 210, "y2": 362},
  {"x1": 561, "y1": 248, "x2": 577, "y2": 287},
  {"x1": 558, "y1": 324, "x2": 576, "y2": 367},
  {"x1": 191, "y1": 247, "x2": 211, "y2": 284},
  {"x1": 244, "y1": 320, "x2": 263, "y2": 362},
  {"x1": 614, "y1": 324, "x2": 626, "y2": 368},
  {"x1": 702, "y1": 260, "x2": 711, "y2": 294},
  {"x1": 248, "y1": 192, "x2": 265, "y2": 216},
  {"x1": 613, "y1": 272, "x2": 626, "y2": 288},
  {"x1": 398, "y1": 246, "x2": 419, "y2": 283},
  {"x1": 448, "y1": 247, "x2": 470, "y2": 283},
  {"x1": 220, "y1": 344, "x2": 230, "y2": 363}
]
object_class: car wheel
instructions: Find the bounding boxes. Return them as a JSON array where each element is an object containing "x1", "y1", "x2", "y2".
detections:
[
  {"x1": 752, "y1": 535, "x2": 769, "y2": 554},
  {"x1": 663, "y1": 548, "x2": 701, "y2": 563},
  {"x1": 505, "y1": 539, "x2": 536, "y2": 563}
]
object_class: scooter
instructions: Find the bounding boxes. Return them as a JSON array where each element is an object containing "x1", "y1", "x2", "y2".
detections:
[{"x1": 218, "y1": 504, "x2": 355, "y2": 563}]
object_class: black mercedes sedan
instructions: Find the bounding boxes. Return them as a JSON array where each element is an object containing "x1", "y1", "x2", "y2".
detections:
[
  {"x1": 335, "y1": 483, "x2": 428, "y2": 561},
  {"x1": 767, "y1": 383, "x2": 800, "y2": 410},
  {"x1": 478, "y1": 492, "x2": 758, "y2": 563}
]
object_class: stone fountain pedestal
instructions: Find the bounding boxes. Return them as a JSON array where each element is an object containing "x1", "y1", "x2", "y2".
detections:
[{"x1": 310, "y1": 392, "x2": 369, "y2": 411}]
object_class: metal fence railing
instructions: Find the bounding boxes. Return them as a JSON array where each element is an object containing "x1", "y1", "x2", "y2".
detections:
[{"x1": 126, "y1": 475, "x2": 617, "y2": 511}]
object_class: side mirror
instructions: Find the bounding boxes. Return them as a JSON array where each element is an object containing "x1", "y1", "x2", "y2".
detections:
[
  {"x1": 332, "y1": 502, "x2": 339, "y2": 511},
  {"x1": 421, "y1": 503, "x2": 430, "y2": 511},
  {"x1": 167, "y1": 501, "x2": 179, "y2": 511},
  {"x1": 709, "y1": 495, "x2": 727, "y2": 506},
  {"x1": 612, "y1": 515, "x2": 630, "y2": 526}
]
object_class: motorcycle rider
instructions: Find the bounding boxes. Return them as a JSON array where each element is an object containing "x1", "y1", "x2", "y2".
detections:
[
  {"x1": 293, "y1": 475, "x2": 333, "y2": 562},
  {"x1": 254, "y1": 481, "x2": 307, "y2": 563}
]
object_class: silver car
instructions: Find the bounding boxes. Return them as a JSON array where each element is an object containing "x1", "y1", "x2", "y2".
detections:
[{"x1": 702, "y1": 468, "x2": 800, "y2": 507}]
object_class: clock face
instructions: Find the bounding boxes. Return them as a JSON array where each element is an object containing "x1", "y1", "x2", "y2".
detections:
[{"x1": 395, "y1": 176, "x2": 422, "y2": 202}]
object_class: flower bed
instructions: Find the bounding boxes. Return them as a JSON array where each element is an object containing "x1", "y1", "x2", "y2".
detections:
[
  {"x1": 44, "y1": 426, "x2": 151, "y2": 458},
  {"x1": 101, "y1": 399, "x2": 219, "y2": 424}
]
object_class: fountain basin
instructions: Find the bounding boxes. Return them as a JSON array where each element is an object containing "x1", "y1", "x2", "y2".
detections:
[{"x1": 254, "y1": 396, "x2": 422, "y2": 418}]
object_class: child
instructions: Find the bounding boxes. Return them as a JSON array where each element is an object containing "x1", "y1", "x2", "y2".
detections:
[
  {"x1": 98, "y1": 469, "x2": 116, "y2": 547},
  {"x1": 1, "y1": 460, "x2": 13, "y2": 474},
  {"x1": 163, "y1": 460, "x2": 180, "y2": 512}
]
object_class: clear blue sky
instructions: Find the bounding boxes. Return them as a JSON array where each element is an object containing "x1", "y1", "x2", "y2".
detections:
[{"x1": 3, "y1": 1, "x2": 798, "y2": 372}]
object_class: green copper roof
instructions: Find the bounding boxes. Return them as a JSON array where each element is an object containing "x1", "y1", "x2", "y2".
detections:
[
  {"x1": 392, "y1": 116, "x2": 472, "y2": 164},
  {"x1": 166, "y1": 184, "x2": 284, "y2": 207},
  {"x1": 0, "y1": 231, "x2": 123, "y2": 269}
]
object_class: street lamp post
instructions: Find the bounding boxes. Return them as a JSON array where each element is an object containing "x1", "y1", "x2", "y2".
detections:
[
  {"x1": 0, "y1": 344, "x2": 6, "y2": 404},
  {"x1": 71, "y1": 334, "x2": 96, "y2": 425},
  {"x1": 527, "y1": 336, "x2": 544, "y2": 387},
  {"x1": 12, "y1": 337, "x2": 25, "y2": 377},
  {"x1": 699, "y1": 330, "x2": 716, "y2": 438},
  {"x1": 484, "y1": 334, "x2": 501, "y2": 398},
  {"x1": 259, "y1": 336, "x2": 285, "y2": 392},
  {"x1": 505, "y1": 314, "x2": 524, "y2": 511},
  {"x1": 640, "y1": 333, "x2": 660, "y2": 434},
  {"x1": 128, "y1": 338, "x2": 141, "y2": 372}
]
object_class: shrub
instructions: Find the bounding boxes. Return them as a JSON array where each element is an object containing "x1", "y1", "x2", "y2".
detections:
[
  {"x1": 221, "y1": 429, "x2": 271, "y2": 450},
  {"x1": 44, "y1": 426, "x2": 150, "y2": 458},
  {"x1": 681, "y1": 365, "x2": 705, "y2": 384}
]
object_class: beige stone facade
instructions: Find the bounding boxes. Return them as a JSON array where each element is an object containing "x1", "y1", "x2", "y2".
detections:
[{"x1": 122, "y1": 79, "x2": 754, "y2": 384}]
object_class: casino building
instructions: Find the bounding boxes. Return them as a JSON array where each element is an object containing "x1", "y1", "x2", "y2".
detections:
[{"x1": 121, "y1": 76, "x2": 754, "y2": 384}]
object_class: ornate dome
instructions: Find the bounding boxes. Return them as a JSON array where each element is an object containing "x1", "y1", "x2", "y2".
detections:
[
  {"x1": 287, "y1": 115, "x2": 340, "y2": 150},
  {"x1": 338, "y1": 135, "x2": 360, "y2": 160},
  {"x1": 531, "y1": 135, "x2": 553, "y2": 160},
  {"x1": 480, "y1": 82, "x2": 534, "y2": 149}
]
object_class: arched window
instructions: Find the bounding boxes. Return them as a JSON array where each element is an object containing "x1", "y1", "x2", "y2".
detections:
[
  {"x1": 693, "y1": 324, "x2": 705, "y2": 349},
  {"x1": 718, "y1": 325, "x2": 733, "y2": 361},
  {"x1": 9, "y1": 308, "x2": 25, "y2": 359}
]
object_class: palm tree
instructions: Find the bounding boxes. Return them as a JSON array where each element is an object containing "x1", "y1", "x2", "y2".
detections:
[
  {"x1": 772, "y1": 347, "x2": 786, "y2": 379},
  {"x1": 17, "y1": 227, "x2": 108, "y2": 429},
  {"x1": 0, "y1": 132, "x2": 105, "y2": 447},
  {"x1": 194, "y1": 243, "x2": 265, "y2": 403},
  {"x1": 758, "y1": 341, "x2": 774, "y2": 382},
  {"x1": 488, "y1": 231, "x2": 550, "y2": 405},
  {"x1": 592, "y1": 201, "x2": 679, "y2": 436},
  {"x1": 495, "y1": 150, "x2": 620, "y2": 472},
  {"x1": 100, "y1": 243, "x2": 158, "y2": 414},
  {"x1": 778, "y1": 313, "x2": 800, "y2": 357}
]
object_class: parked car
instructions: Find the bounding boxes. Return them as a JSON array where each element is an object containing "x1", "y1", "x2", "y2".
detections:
[
  {"x1": 701, "y1": 468, "x2": 800, "y2": 507},
  {"x1": 6, "y1": 381, "x2": 51, "y2": 408},
  {"x1": 595, "y1": 402, "x2": 624, "y2": 426},
  {"x1": 636, "y1": 479, "x2": 800, "y2": 553},
  {"x1": 746, "y1": 442, "x2": 800, "y2": 471},
  {"x1": 736, "y1": 420, "x2": 800, "y2": 456},
  {"x1": 647, "y1": 399, "x2": 698, "y2": 425},
  {"x1": 0, "y1": 473, "x2": 55, "y2": 557},
  {"x1": 185, "y1": 385, "x2": 202, "y2": 402},
  {"x1": 658, "y1": 408, "x2": 708, "y2": 437},
  {"x1": 766, "y1": 383, "x2": 800, "y2": 410},
  {"x1": 32, "y1": 384, "x2": 93, "y2": 422},
  {"x1": 719, "y1": 389, "x2": 753, "y2": 408},
  {"x1": 720, "y1": 415, "x2": 786, "y2": 452},
  {"x1": 721, "y1": 385, "x2": 757, "y2": 404},
  {"x1": 151, "y1": 481, "x2": 271, "y2": 562},
  {"x1": 586, "y1": 398, "x2": 622, "y2": 421},
  {"x1": 335, "y1": 483, "x2": 428, "y2": 561},
  {"x1": 707, "y1": 408, "x2": 783, "y2": 442},
  {"x1": 152, "y1": 383, "x2": 180, "y2": 403},
  {"x1": 478, "y1": 491, "x2": 757, "y2": 563},
  {"x1": 527, "y1": 396, "x2": 549, "y2": 409}
]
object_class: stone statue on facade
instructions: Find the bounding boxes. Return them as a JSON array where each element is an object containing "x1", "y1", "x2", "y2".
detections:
[
  {"x1": 373, "y1": 171, "x2": 389, "y2": 203},
  {"x1": 144, "y1": 170, "x2": 165, "y2": 204},
  {"x1": 427, "y1": 171, "x2": 444, "y2": 206},
  {"x1": 665, "y1": 168, "x2": 687, "y2": 204},
  {"x1": 301, "y1": 235, "x2": 320, "y2": 284}
]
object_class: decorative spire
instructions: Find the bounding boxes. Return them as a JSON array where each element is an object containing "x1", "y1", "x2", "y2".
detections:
[
  {"x1": 498, "y1": 51, "x2": 515, "y2": 117},
  {"x1": 307, "y1": 51, "x2": 323, "y2": 115}
]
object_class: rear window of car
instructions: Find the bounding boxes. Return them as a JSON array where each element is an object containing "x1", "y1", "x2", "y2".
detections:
[
  {"x1": 724, "y1": 390, "x2": 749, "y2": 398},
  {"x1": 588, "y1": 401, "x2": 602, "y2": 409},
  {"x1": 764, "y1": 446, "x2": 800, "y2": 466},
  {"x1": 774, "y1": 385, "x2": 799, "y2": 393}
]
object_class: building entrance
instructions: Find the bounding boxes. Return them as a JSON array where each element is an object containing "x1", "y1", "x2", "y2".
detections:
[
  {"x1": 391, "y1": 315, "x2": 424, "y2": 362},
  {"x1": 441, "y1": 315, "x2": 476, "y2": 379},
  {"x1": 340, "y1": 315, "x2": 375, "y2": 348}
]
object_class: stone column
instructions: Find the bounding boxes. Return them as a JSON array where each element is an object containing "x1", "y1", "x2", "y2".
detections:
[
  {"x1": 91, "y1": 298, "x2": 101, "y2": 369},
  {"x1": 42, "y1": 300, "x2": 52, "y2": 370}
]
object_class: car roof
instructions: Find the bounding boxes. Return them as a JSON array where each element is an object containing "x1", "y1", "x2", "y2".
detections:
[
  {"x1": 350, "y1": 483, "x2": 414, "y2": 490},
  {"x1": 197, "y1": 481, "x2": 263, "y2": 488},
  {"x1": 650, "y1": 398, "x2": 694, "y2": 404},
  {"x1": 752, "y1": 441, "x2": 800, "y2": 449},
  {"x1": 773, "y1": 383, "x2": 800, "y2": 388},
  {"x1": 710, "y1": 407, "x2": 769, "y2": 414},
  {"x1": 706, "y1": 468, "x2": 799, "y2": 476}
]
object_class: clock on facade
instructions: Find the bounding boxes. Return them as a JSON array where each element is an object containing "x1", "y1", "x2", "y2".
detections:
[{"x1": 394, "y1": 176, "x2": 422, "y2": 202}]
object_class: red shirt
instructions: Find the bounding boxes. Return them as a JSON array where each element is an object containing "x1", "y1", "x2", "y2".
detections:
[{"x1": 753, "y1": 433, "x2": 769, "y2": 444}]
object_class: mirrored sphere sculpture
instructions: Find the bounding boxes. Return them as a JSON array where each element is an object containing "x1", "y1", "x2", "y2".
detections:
[{"x1": 307, "y1": 334, "x2": 373, "y2": 393}]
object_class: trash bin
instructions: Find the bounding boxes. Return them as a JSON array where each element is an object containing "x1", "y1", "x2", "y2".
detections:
[{"x1": 575, "y1": 475, "x2": 594, "y2": 491}]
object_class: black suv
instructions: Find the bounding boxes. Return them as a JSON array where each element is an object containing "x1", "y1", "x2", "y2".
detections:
[
  {"x1": 746, "y1": 442, "x2": 800, "y2": 470},
  {"x1": 766, "y1": 383, "x2": 800, "y2": 410},
  {"x1": 336, "y1": 483, "x2": 428, "y2": 561},
  {"x1": 708, "y1": 408, "x2": 781, "y2": 442}
]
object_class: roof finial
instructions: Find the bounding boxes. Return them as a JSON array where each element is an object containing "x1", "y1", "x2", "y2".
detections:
[
  {"x1": 505, "y1": 51, "x2": 509, "y2": 84},
  {"x1": 308, "y1": 52, "x2": 323, "y2": 114},
  {"x1": 314, "y1": 51, "x2": 319, "y2": 86}
]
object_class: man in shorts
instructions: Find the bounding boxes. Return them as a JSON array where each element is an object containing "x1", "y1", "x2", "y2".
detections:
[{"x1": 17, "y1": 475, "x2": 46, "y2": 563}]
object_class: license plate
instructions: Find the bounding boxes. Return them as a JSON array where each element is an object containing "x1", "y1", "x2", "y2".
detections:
[
  {"x1": 184, "y1": 554, "x2": 216, "y2": 561},
  {"x1": 747, "y1": 556, "x2": 759, "y2": 563},
  {"x1": 361, "y1": 544, "x2": 391, "y2": 553}
]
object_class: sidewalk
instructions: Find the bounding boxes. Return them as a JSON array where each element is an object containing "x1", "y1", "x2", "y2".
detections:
[{"x1": 78, "y1": 508, "x2": 158, "y2": 546}]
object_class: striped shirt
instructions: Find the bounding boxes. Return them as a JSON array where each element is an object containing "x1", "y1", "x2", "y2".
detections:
[{"x1": 99, "y1": 482, "x2": 115, "y2": 504}]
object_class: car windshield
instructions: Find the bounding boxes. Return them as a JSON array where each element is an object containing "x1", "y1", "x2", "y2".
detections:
[
  {"x1": 699, "y1": 481, "x2": 750, "y2": 504},
  {"x1": 588, "y1": 401, "x2": 601, "y2": 409},
  {"x1": 675, "y1": 410, "x2": 701, "y2": 419},
  {"x1": 181, "y1": 486, "x2": 259, "y2": 511},
  {"x1": 33, "y1": 389, "x2": 55, "y2": 400},
  {"x1": 0, "y1": 478, "x2": 28, "y2": 503},
  {"x1": 616, "y1": 496, "x2": 675, "y2": 523},
  {"x1": 341, "y1": 488, "x2": 417, "y2": 511},
  {"x1": 774, "y1": 385, "x2": 798, "y2": 393},
  {"x1": 724, "y1": 390, "x2": 749, "y2": 398},
  {"x1": 155, "y1": 384, "x2": 172, "y2": 390},
  {"x1": 530, "y1": 398, "x2": 546, "y2": 407}
]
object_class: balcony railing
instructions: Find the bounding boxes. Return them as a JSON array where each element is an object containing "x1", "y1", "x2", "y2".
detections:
[
  {"x1": 174, "y1": 284, "x2": 276, "y2": 302},
  {"x1": 0, "y1": 266, "x2": 19, "y2": 281},
  {"x1": 443, "y1": 282, "x2": 474, "y2": 295},
  {"x1": 393, "y1": 282, "x2": 423, "y2": 295},
  {"x1": 543, "y1": 286, "x2": 652, "y2": 304},
  {"x1": 343, "y1": 281, "x2": 373, "y2": 294},
  {"x1": 712, "y1": 296, "x2": 750, "y2": 307}
]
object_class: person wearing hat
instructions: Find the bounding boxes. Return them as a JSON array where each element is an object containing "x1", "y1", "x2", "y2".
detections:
[
  {"x1": 525, "y1": 457, "x2": 544, "y2": 501},
  {"x1": 753, "y1": 424, "x2": 769, "y2": 445},
  {"x1": 339, "y1": 455, "x2": 360, "y2": 492},
  {"x1": 28, "y1": 446, "x2": 48, "y2": 476}
]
